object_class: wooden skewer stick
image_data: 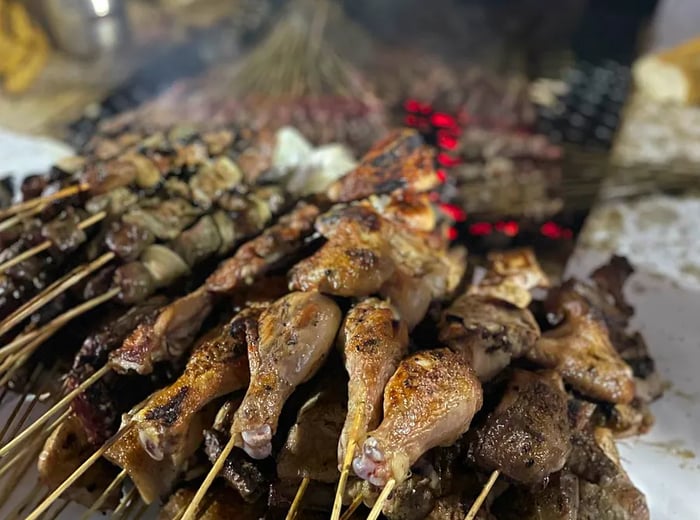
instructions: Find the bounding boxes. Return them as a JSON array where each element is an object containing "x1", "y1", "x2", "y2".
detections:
[
  {"x1": 180, "y1": 433, "x2": 237, "y2": 520},
  {"x1": 0, "y1": 409, "x2": 69, "y2": 479},
  {"x1": 0, "y1": 364, "x2": 41, "y2": 443},
  {"x1": 366, "y1": 478, "x2": 396, "y2": 520},
  {"x1": 79, "y1": 468, "x2": 128, "y2": 520},
  {"x1": 339, "y1": 493, "x2": 364, "y2": 520},
  {"x1": 0, "y1": 329, "x2": 55, "y2": 387},
  {"x1": 0, "y1": 210, "x2": 106, "y2": 274},
  {"x1": 286, "y1": 476, "x2": 310, "y2": 520},
  {"x1": 0, "y1": 251, "x2": 115, "y2": 337},
  {"x1": 111, "y1": 487, "x2": 138, "y2": 520},
  {"x1": 0, "y1": 287, "x2": 119, "y2": 363},
  {"x1": 0, "y1": 204, "x2": 46, "y2": 232},
  {"x1": 24, "y1": 423, "x2": 135, "y2": 520},
  {"x1": 464, "y1": 470, "x2": 500, "y2": 520},
  {"x1": 0, "y1": 183, "x2": 89, "y2": 220},
  {"x1": 0, "y1": 364, "x2": 109, "y2": 458},
  {"x1": 331, "y1": 407, "x2": 365, "y2": 520}
]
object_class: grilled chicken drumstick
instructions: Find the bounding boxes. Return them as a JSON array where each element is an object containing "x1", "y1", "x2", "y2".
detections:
[
  {"x1": 353, "y1": 348, "x2": 482, "y2": 488},
  {"x1": 231, "y1": 291, "x2": 342, "y2": 459}
]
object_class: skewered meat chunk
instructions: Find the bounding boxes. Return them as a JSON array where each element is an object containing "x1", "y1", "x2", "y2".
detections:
[
  {"x1": 203, "y1": 430, "x2": 269, "y2": 503},
  {"x1": 326, "y1": 128, "x2": 440, "y2": 202},
  {"x1": 468, "y1": 248, "x2": 549, "y2": 308},
  {"x1": 527, "y1": 305, "x2": 635, "y2": 405},
  {"x1": 467, "y1": 370, "x2": 571, "y2": 486},
  {"x1": 231, "y1": 291, "x2": 342, "y2": 459},
  {"x1": 353, "y1": 348, "x2": 482, "y2": 487},
  {"x1": 105, "y1": 221, "x2": 156, "y2": 262},
  {"x1": 439, "y1": 295, "x2": 540, "y2": 381},
  {"x1": 122, "y1": 197, "x2": 200, "y2": 240},
  {"x1": 159, "y1": 484, "x2": 265, "y2": 520},
  {"x1": 337, "y1": 298, "x2": 409, "y2": 465},
  {"x1": 188, "y1": 156, "x2": 243, "y2": 209},
  {"x1": 207, "y1": 201, "x2": 320, "y2": 293},
  {"x1": 133, "y1": 306, "x2": 262, "y2": 461},
  {"x1": 41, "y1": 208, "x2": 88, "y2": 253},
  {"x1": 278, "y1": 380, "x2": 347, "y2": 483},
  {"x1": 493, "y1": 471, "x2": 580, "y2": 520},
  {"x1": 110, "y1": 286, "x2": 215, "y2": 374}
]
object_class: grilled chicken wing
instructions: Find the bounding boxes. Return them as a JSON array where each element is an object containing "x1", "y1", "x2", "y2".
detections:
[
  {"x1": 468, "y1": 248, "x2": 549, "y2": 308},
  {"x1": 440, "y1": 294, "x2": 540, "y2": 381},
  {"x1": 337, "y1": 298, "x2": 409, "y2": 466},
  {"x1": 231, "y1": 291, "x2": 342, "y2": 459},
  {"x1": 326, "y1": 128, "x2": 440, "y2": 203},
  {"x1": 468, "y1": 370, "x2": 571, "y2": 486},
  {"x1": 206, "y1": 201, "x2": 319, "y2": 294},
  {"x1": 353, "y1": 348, "x2": 482, "y2": 487},
  {"x1": 526, "y1": 311, "x2": 635, "y2": 405},
  {"x1": 289, "y1": 204, "x2": 465, "y2": 325},
  {"x1": 109, "y1": 286, "x2": 215, "y2": 374},
  {"x1": 132, "y1": 306, "x2": 264, "y2": 462}
]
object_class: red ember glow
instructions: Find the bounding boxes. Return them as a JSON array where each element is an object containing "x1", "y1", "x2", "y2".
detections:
[
  {"x1": 439, "y1": 203, "x2": 467, "y2": 222},
  {"x1": 469, "y1": 222, "x2": 492, "y2": 236},
  {"x1": 431, "y1": 112, "x2": 458, "y2": 128},
  {"x1": 437, "y1": 131, "x2": 458, "y2": 150},
  {"x1": 436, "y1": 169, "x2": 447, "y2": 183},
  {"x1": 446, "y1": 227, "x2": 459, "y2": 241},
  {"x1": 496, "y1": 220, "x2": 520, "y2": 237},
  {"x1": 437, "y1": 153, "x2": 462, "y2": 167}
]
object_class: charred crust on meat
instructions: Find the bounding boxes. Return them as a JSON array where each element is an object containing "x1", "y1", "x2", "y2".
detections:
[{"x1": 144, "y1": 385, "x2": 189, "y2": 426}]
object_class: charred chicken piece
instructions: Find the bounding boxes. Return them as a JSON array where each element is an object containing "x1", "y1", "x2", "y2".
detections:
[
  {"x1": 66, "y1": 296, "x2": 168, "y2": 446},
  {"x1": 526, "y1": 307, "x2": 635, "y2": 405},
  {"x1": 203, "y1": 429, "x2": 269, "y2": 503},
  {"x1": 109, "y1": 286, "x2": 215, "y2": 375},
  {"x1": 132, "y1": 306, "x2": 264, "y2": 462},
  {"x1": 353, "y1": 348, "x2": 482, "y2": 487},
  {"x1": 337, "y1": 298, "x2": 409, "y2": 466},
  {"x1": 159, "y1": 484, "x2": 265, "y2": 520},
  {"x1": 38, "y1": 415, "x2": 120, "y2": 509},
  {"x1": 206, "y1": 201, "x2": 320, "y2": 294},
  {"x1": 278, "y1": 379, "x2": 347, "y2": 484},
  {"x1": 468, "y1": 248, "x2": 549, "y2": 308},
  {"x1": 326, "y1": 128, "x2": 440, "y2": 202},
  {"x1": 439, "y1": 294, "x2": 540, "y2": 381},
  {"x1": 493, "y1": 471, "x2": 580, "y2": 520},
  {"x1": 468, "y1": 370, "x2": 571, "y2": 486},
  {"x1": 231, "y1": 291, "x2": 341, "y2": 459},
  {"x1": 289, "y1": 204, "x2": 465, "y2": 327}
]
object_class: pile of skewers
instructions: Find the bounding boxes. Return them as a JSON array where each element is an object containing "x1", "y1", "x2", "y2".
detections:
[{"x1": 0, "y1": 126, "x2": 662, "y2": 520}]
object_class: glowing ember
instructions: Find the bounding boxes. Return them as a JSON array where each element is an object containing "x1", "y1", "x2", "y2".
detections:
[
  {"x1": 495, "y1": 220, "x2": 520, "y2": 237},
  {"x1": 439, "y1": 203, "x2": 467, "y2": 222},
  {"x1": 437, "y1": 131, "x2": 458, "y2": 150},
  {"x1": 437, "y1": 153, "x2": 461, "y2": 167},
  {"x1": 431, "y1": 112, "x2": 458, "y2": 128},
  {"x1": 469, "y1": 222, "x2": 492, "y2": 236},
  {"x1": 446, "y1": 226, "x2": 459, "y2": 241}
]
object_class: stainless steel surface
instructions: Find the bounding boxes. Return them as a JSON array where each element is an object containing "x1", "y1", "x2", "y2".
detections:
[{"x1": 38, "y1": 0, "x2": 130, "y2": 58}]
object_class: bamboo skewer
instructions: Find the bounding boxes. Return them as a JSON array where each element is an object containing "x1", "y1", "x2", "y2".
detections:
[
  {"x1": 0, "y1": 184, "x2": 88, "y2": 220},
  {"x1": 332, "y1": 407, "x2": 365, "y2": 520},
  {"x1": 112, "y1": 487, "x2": 138, "y2": 520},
  {"x1": 0, "y1": 210, "x2": 106, "y2": 274},
  {"x1": 0, "y1": 204, "x2": 46, "y2": 232},
  {"x1": 286, "y1": 476, "x2": 310, "y2": 520},
  {"x1": 0, "y1": 364, "x2": 41, "y2": 443},
  {"x1": 366, "y1": 478, "x2": 395, "y2": 520},
  {"x1": 24, "y1": 423, "x2": 135, "y2": 520},
  {"x1": 0, "y1": 365, "x2": 109, "y2": 458},
  {"x1": 0, "y1": 329, "x2": 55, "y2": 387},
  {"x1": 0, "y1": 288, "x2": 119, "y2": 365},
  {"x1": 180, "y1": 434, "x2": 237, "y2": 520},
  {"x1": 0, "y1": 251, "x2": 116, "y2": 337},
  {"x1": 79, "y1": 468, "x2": 128, "y2": 520},
  {"x1": 339, "y1": 494, "x2": 363, "y2": 520},
  {"x1": 464, "y1": 470, "x2": 500, "y2": 520}
]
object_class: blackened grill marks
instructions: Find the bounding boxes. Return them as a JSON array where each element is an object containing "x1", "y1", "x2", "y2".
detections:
[{"x1": 144, "y1": 385, "x2": 189, "y2": 426}]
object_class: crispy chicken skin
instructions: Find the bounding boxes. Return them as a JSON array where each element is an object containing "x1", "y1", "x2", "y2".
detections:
[
  {"x1": 527, "y1": 311, "x2": 635, "y2": 405},
  {"x1": 109, "y1": 286, "x2": 215, "y2": 375},
  {"x1": 468, "y1": 370, "x2": 571, "y2": 486},
  {"x1": 132, "y1": 306, "x2": 264, "y2": 462},
  {"x1": 231, "y1": 291, "x2": 342, "y2": 459},
  {"x1": 206, "y1": 201, "x2": 320, "y2": 294},
  {"x1": 353, "y1": 348, "x2": 482, "y2": 487},
  {"x1": 439, "y1": 294, "x2": 540, "y2": 381},
  {"x1": 289, "y1": 204, "x2": 465, "y2": 326},
  {"x1": 468, "y1": 248, "x2": 549, "y2": 308},
  {"x1": 337, "y1": 298, "x2": 409, "y2": 466},
  {"x1": 326, "y1": 128, "x2": 439, "y2": 202}
]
